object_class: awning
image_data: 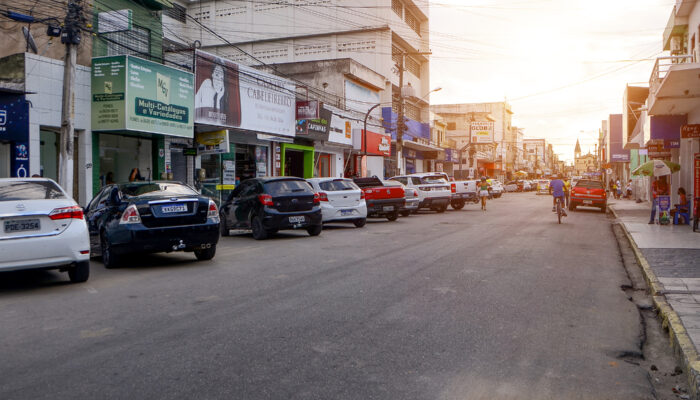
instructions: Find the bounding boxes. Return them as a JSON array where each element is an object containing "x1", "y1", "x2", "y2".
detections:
[
  {"x1": 625, "y1": 110, "x2": 646, "y2": 150},
  {"x1": 403, "y1": 139, "x2": 444, "y2": 152}
]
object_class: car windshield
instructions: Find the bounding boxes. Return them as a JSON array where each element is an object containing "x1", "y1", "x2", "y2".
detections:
[
  {"x1": 419, "y1": 176, "x2": 448, "y2": 184},
  {"x1": 0, "y1": 180, "x2": 66, "y2": 201},
  {"x1": 576, "y1": 180, "x2": 603, "y2": 189},
  {"x1": 119, "y1": 182, "x2": 198, "y2": 198},
  {"x1": 318, "y1": 179, "x2": 359, "y2": 192},
  {"x1": 265, "y1": 180, "x2": 314, "y2": 195}
]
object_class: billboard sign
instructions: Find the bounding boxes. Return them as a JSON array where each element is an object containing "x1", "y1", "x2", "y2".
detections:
[
  {"x1": 682, "y1": 124, "x2": 700, "y2": 139},
  {"x1": 194, "y1": 50, "x2": 296, "y2": 137},
  {"x1": 471, "y1": 121, "x2": 494, "y2": 144},
  {"x1": 92, "y1": 55, "x2": 195, "y2": 138}
]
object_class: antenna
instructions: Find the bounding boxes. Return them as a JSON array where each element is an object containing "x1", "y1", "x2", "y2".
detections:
[{"x1": 22, "y1": 26, "x2": 38, "y2": 54}]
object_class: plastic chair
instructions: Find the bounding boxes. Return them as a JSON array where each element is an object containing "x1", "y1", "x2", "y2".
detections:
[{"x1": 673, "y1": 200, "x2": 691, "y2": 225}]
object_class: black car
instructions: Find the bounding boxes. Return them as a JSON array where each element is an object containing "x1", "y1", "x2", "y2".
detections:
[
  {"x1": 85, "y1": 181, "x2": 220, "y2": 268},
  {"x1": 219, "y1": 177, "x2": 323, "y2": 240}
]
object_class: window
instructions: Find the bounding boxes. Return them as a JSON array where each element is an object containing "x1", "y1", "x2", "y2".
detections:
[
  {"x1": 103, "y1": 25, "x2": 151, "y2": 58},
  {"x1": 391, "y1": 0, "x2": 402, "y2": 18},
  {"x1": 264, "y1": 180, "x2": 314, "y2": 196},
  {"x1": 405, "y1": 57, "x2": 420, "y2": 78},
  {"x1": 319, "y1": 180, "x2": 358, "y2": 192},
  {"x1": 405, "y1": 103, "x2": 420, "y2": 121},
  {"x1": 164, "y1": 3, "x2": 187, "y2": 23},
  {"x1": 392, "y1": 45, "x2": 402, "y2": 65},
  {"x1": 405, "y1": 11, "x2": 420, "y2": 36},
  {"x1": 0, "y1": 180, "x2": 65, "y2": 200}
]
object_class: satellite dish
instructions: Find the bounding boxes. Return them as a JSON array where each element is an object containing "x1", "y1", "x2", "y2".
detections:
[{"x1": 22, "y1": 26, "x2": 38, "y2": 54}]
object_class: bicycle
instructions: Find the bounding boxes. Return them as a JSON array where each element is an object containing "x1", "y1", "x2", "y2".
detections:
[{"x1": 555, "y1": 196, "x2": 564, "y2": 224}]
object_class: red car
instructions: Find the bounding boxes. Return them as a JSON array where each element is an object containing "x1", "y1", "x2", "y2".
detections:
[
  {"x1": 353, "y1": 177, "x2": 405, "y2": 221},
  {"x1": 569, "y1": 179, "x2": 606, "y2": 212}
]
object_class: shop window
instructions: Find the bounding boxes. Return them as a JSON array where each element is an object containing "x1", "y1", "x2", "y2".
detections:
[
  {"x1": 99, "y1": 134, "x2": 153, "y2": 185},
  {"x1": 405, "y1": 103, "x2": 420, "y2": 121},
  {"x1": 103, "y1": 25, "x2": 151, "y2": 58},
  {"x1": 316, "y1": 154, "x2": 332, "y2": 177}
]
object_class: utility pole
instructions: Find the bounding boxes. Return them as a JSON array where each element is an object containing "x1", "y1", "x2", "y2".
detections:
[{"x1": 59, "y1": 0, "x2": 83, "y2": 197}]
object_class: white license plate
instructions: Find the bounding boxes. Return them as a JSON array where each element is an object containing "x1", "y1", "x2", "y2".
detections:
[
  {"x1": 4, "y1": 218, "x2": 40, "y2": 233},
  {"x1": 340, "y1": 209, "x2": 354, "y2": 216},
  {"x1": 583, "y1": 200, "x2": 593, "y2": 205},
  {"x1": 289, "y1": 216, "x2": 305, "y2": 223},
  {"x1": 161, "y1": 204, "x2": 188, "y2": 213},
  {"x1": 382, "y1": 206, "x2": 394, "y2": 212}
]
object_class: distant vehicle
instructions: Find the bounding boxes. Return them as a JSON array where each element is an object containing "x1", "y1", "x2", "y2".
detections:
[
  {"x1": 220, "y1": 177, "x2": 323, "y2": 240},
  {"x1": 504, "y1": 181, "x2": 519, "y2": 192},
  {"x1": 536, "y1": 179, "x2": 550, "y2": 195},
  {"x1": 389, "y1": 173, "x2": 451, "y2": 212},
  {"x1": 522, "y1": 180, "x2": 533, "y2": 191},
  {"x1": 487, "y1": 179, "x2": 504, "y2": 198},
  {"x1": 0, "y1": 178, "x2": 90, "y2": 282},
  {"x1": 87, "y1": 181, "x2": 220, "y2": 267},
  {"x1": 382, "y1": 179, "x2": 419, "y2": 216},
  {"x1": 569, "y1": 179, "x2": 607, "y2": 212},
  {"x1": 307, "y1": 178, "x2": 367, "y2": 227},
  {"x1": 353, "y1": 177, "x2": 405, "y2": 221},
  {"x1": 430, "y1": 172, "x2": 478, "y2": 209}
]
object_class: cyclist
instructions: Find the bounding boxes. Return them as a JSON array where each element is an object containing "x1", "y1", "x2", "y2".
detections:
[{"x1": 549, "y1": 174, "x2": 567, "y2": 217}]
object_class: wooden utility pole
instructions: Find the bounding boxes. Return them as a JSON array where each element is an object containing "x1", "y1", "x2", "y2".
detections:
[{"x1": 59, "y1": 0, "x2": 82, "y2": 196}]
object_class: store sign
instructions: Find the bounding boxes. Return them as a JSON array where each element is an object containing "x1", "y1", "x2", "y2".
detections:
[
  {"x1": 296, "y1": 100, "x2": 319, "y2": 119},
  {"x1": 183, "y1": 148, "x2": 197, "y2": 156},
  {"x1": 92, "y1": 55, "x2": 194, "y2": 138},
  {"x1": 471, "y1": 121, "x2": 494, "y2": 144},
  {"x1": 326, "y1": 105, "x2": 354, "y2": 146},
  {"x1": 682, "y1": 124, "x2": 700, "y2": 139},
  {"x1": 196, "y1": 130, "x2": 230, "y2": 154},
  {"x1": 296, "y1": 107, "x2": 331, "y2": 141},
  {"x1": 355, "y1": 129, "x2": 391, "y2": 156},
  {"x1": 0, "y1": 94, "x2": 30, "y2": 177},
  {"x1": 664, "y1": 139, "x2": 680, "y2": 149},
  {"x1": 194, "y1": 50, "x2": 296, "y2": 137}
]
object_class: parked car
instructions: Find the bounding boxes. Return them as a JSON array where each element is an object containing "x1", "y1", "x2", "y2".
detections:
[
  {"x1": 487, "y1": 179, "x2": 504, "y2": 198},
  {"x1": 353, "y1": 177, "x2": 405, "y2": 221},
  {"x1": 522, "y1": 180, "x2": 533, "y2": 191},
  {"x1": 569, "y1": 179, "x2": 607, "y2": 212},
  {"x1": 382, "y1": 179, "x2": 419, "y2": 217},
  {"x1": 430, "y1": 172, "x2": 478, "y2": 209},
  {"x1": 87, "y1": 181, "x2": 220, "y2": 267},
  {"x1": 220, "y1": 177, "x2": 322, "y2": 240},
  {"x1": 307, "y1": 178, "x2": 367, "y2": 227},
  {"x1": 504, "y1": 181, "x2": 519, "y2": 192},
  {"x1": 389, "y1": 173, "x2": 451, "y2": 212},
  {"x1": 536, "y1": 179, "x2": 550, "y2": 195},
  {"x1": 0, "y1": 178, "x2": 90, "y2": 282}
]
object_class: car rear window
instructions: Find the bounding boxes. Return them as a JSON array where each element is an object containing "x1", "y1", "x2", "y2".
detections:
[
  {"x1": 119, "y1": 182, "x2": 198, "y2": 198},
  {"x1": 576, "y1": 180, "x2": 603, "y2": 189},
  {"x1": 318, "y1": 179, "x2": 359, "y2": 192},
  {"x1": 264, "y1": 180, "x2": 314, "y2": 196},
  {"x1": 419, "y1": 176, "x2": 448, "y2": 184},
  {"x1": 0, "y1": 180, "x2": 66, "y2": 201}
]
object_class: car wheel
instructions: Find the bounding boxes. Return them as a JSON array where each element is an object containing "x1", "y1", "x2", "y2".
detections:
[
  {"x1": 220, "y1": 216, "x2": 229, "y2": 237},
  {"x1": 101, "y1": 233, "x2": 120, "y2": 269},
  {"x1": 399, "y1": 210, "x2": 411, "y2": 217},
  {"x1": 307, "y1": 224, "x2": 323, "y2": 236},
  {"x1": 386, "y1": 211, "x2": 399, "y2": 221},
  {"x1": 353, "y1": 218, "x2": 367, "y2": 227},
  {"x1": 451, "y1": 201, "x2": 465, "y2": 210},
  {"x1": 251, "y1": 215, "x2": 268, "y2": 240},
  {"x1": 68, "y1": 260, "x2": 90, "y2": 283},
  {"x1": 194, "y1": 245, "x2": 216, "y2": 261}
]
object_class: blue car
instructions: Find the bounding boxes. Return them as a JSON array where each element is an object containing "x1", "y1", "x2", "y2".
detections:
[{"x1": 85, "y1": 181, "x2": 220, "y2": 268}]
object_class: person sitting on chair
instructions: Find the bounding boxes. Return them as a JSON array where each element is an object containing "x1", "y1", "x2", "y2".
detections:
[{"x1": 671, "y1": 187, "x2": 688, "y2": 223}]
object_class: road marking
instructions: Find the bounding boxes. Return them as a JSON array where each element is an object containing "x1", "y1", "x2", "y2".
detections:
[
  {"x1": 80, "y1": 327, "x2": 114, "y2": 338},
  {"x1": 86, "y1": 287, "x2": 98, "y2": 294}
]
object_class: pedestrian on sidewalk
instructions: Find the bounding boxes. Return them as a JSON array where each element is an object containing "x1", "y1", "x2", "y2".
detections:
[
  {"x1": 649, "y1": 176, "x2": 669, "y2": 224},
  {"x1": 616, "y1": 179, "x2": 622, "y2": 200}
]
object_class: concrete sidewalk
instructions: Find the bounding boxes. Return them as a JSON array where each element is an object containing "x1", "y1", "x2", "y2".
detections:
[{"x1": 609, "y1": 199, "x2": 700, "y2": 398}]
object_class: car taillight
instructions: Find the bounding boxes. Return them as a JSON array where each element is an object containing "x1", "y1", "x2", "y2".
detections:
[
  {"x1": 451, "y1": 183, "x2": 456, "y2": 193},
  {"x1": 318, "y1": 192, "x2": 329, "y2": 202},
  {"x1": 49, "y1": 205, "x2": 84, "y2": 220},
  {"x1": 360, "y1": 191, "x2": 365, "y2": 200},
  {"x1": 258, "y1": 194, "x2": 274, "y2": 206},
  {"x1": 412, "y1": 189, "x2": 418, "y2": 197},
  {"x1": 313, "y1": 193, "x2": 321, "y2": 205},
  {"x1": 119, "y1": 204, "x2": 141, "y2": 225},
  {"x1": 207, "y1": 199, "x2": 219, "y2": 220}
]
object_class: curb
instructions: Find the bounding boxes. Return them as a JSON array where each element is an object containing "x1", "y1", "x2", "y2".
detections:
[{"x1": 610, "y1": 205, "x2": 700, "y2": 399}]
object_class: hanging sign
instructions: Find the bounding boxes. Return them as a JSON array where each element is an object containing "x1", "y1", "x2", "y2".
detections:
[
  {"x1": 681, "y1": 124, "x2": 700, "y2": 139},
  {"x1": 471, "y1": 121, "x2": 494, "y2": 144},
  {"x1": 196, "y1": 130, "x2": 230, "y2": 154}
]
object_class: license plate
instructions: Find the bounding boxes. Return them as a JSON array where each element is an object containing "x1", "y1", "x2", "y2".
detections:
[
  {"x1": 383, "y1": 206, "x2": 394, "y2": 212},
  {"x1": 161, "y1": 204, "x2": 188, "y2": 213},
  {"x1": 4, "y1": 218, "x2": 40, "y2": 233},
  {"x1": 340, "y1": 209, "x2": 353, "y2": 216},
  {"x1": 583, "y1": 200, "x2": 593, "y2": 205},
  {"x1": 289, "y1": 216, "x2": 305, "y2": 223}
]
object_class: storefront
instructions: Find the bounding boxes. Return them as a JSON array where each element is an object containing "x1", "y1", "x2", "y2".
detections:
[
  {"x1": 381, "y1": 107, "x2": 431, "y2": 176},
  {"x1": 0, "y1": 93, "x2": 29, "y2": 179},
  {"x1": 91, "y1": 55, "x2": 195, "y2": 194},
  {"x1": 350, "y1": 128, "x2": 391, "y2": 178},
  {"x1": 315, "y1": 106, "x2": 355, "y2": 178}
]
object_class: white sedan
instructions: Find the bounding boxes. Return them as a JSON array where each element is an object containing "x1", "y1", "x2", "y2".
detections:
[
  {"x1": 0, "y1": 178, "x2": 90, "y2": 282},
  {"x1": 307, "y1": 178, "x2": 367, "y2": 227}
]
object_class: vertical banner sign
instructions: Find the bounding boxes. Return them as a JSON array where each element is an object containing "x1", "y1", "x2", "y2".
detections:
[
  {"x1": 0, "y1": 94, "x2": 30, "y2": 177},
  {"x1": 695, "y1": 153, "x2": 700, "y2": 216},
  {"x1": 471, "y1": 121, "x2": 494, "y2": 144}
]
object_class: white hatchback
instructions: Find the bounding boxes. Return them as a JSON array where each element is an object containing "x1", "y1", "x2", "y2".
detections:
[
  {"x1": 307, "y1": 178, "x2": 368, "y2": 227},
  {"x1": 0, "y1": 178, "x2": 90, "y2": 282}
]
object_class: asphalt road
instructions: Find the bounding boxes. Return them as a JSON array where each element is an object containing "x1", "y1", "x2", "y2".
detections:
[{"x1": 0, "y1": 193, "x2": 653, "y2": 399}]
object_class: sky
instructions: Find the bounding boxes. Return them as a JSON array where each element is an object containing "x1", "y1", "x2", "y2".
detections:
[{"x1": 427, "y1": 0, "x2": 673, "y2": 163}]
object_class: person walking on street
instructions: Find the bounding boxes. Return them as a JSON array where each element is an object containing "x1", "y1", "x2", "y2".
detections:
[
  {"x1": 563, "y1": 177, "x2": 571, "y2": 208},
  {"x1": 479, "y1": 177, "x2": 490, "y2": 211}
]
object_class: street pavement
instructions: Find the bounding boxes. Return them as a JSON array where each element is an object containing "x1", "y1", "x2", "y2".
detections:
[{"x1": 1, "y1": 193, "x2": 654, "y2": 399}]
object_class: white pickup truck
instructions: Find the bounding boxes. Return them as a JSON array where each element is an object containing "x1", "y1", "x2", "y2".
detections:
[
  {"x1": 389, "y1": 173, "x2": 451, "y2": 213},
  {"x1": 432, "y1": 172, "x2": 479, "y2": 210}
]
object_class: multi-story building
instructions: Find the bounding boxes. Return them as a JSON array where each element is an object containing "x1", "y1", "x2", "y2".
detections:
[
  {"x1": 523, "y1": 138, "x2": 546, "y2": 177},
  {"x1": 431, "y1": 102, "x2": 513, "y2": 180}
]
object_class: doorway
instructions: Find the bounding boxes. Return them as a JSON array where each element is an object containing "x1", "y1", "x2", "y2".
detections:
[
  {"x1": 285, "y1": 149, "x2": 305, "y2": 178},
  {"x1": 40, "y1": 130, "x2": 59, "y2": 180},
  {"x1": 316, "y1": 153, "x2": 332, "y2": 177}
]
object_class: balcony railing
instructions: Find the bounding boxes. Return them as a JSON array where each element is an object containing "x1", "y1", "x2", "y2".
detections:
[{"x1": 649, "y1": 55, "x2": 694, "y2": 94}]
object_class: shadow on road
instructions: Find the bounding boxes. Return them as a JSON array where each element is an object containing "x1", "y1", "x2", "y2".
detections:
[{"x1": 0, "y1": 269, "x2": 72, "y2": 293}]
